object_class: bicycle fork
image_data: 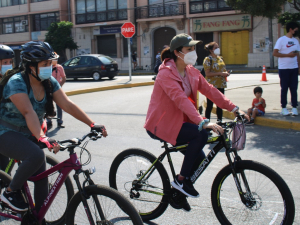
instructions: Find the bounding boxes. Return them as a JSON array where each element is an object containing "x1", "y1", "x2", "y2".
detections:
[
  {"x1": 73, "y1": 169, "x2": 105, "y2": 225},
  {"x1": 226, "y1": 148, "x2": 256, "y2": 208}
]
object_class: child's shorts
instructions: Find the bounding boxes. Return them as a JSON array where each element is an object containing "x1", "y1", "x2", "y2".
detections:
[{"x1": 252, "y1": 108, "x2": 265, "y2": 116}]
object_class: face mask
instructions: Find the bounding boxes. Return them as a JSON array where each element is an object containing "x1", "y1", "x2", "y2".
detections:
[
  {"x1": 293, "y1": 30, "x2": 299, "y2": 37},
  {"x1": 38, "y1": 65, "x2": 52, "y2": 81},
  {"x1": 0, "y1": 64, "x2": 12, "y2": 75},
  {"x1": 214, "y1": 48, "x2": 220, "y2": 55},
  {"x1": 179, "y1": 50, "x2": 198, "y2": 65}
]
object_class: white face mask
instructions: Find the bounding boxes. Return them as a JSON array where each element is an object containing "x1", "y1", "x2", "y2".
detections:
[
  {"x1": 179, "y1": 50, "x2": 198, "y2": 65},
  {"x1": 214, "y1": 48, "x2": 220, "y2": 55},
  {"x1": 0, "y1": 64, "x2": 12, "y2": 75}
]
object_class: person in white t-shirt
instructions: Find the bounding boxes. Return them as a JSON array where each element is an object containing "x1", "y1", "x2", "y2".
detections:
[{"x1": 273, "y1": 21, "x2": 300, "y2": 116}]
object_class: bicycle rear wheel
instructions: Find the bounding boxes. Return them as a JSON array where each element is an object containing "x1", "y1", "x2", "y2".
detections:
[
  {"x1": 65, "y1": 185, "x2": 143, "y2": 225},
  {"x1": 211, "y1": 160, "x2": 295, "y2": 225},
  {"x1": 109, "y1": 148, "x2": 170, "y2": 221}
]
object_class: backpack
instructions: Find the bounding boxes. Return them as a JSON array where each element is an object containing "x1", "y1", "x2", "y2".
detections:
[
  {"x1": 200, "y1": 56, "x2": 213, "y2": 78},
  {"x1": 0, "y1": 70, "x2": 30, "y2": 103}
]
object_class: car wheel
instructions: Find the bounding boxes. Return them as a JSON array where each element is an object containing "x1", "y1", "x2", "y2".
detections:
[{"x1": 92, "y1": 72, "x2": 101, "y2": 81}]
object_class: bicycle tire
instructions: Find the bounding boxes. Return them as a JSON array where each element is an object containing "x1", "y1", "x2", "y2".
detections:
[
  {"x1": 43, "y1": 155, "x2": 74, "y2": 225},
  {"x1": 65, "y1": 185, "x2": 143, "y2": 225},
  {"x1": 109, "y1": 148, "x2": 170, "y2": 221},
  {"x1": 211, "y1": 160, "x2": 295, "y2": 225}
]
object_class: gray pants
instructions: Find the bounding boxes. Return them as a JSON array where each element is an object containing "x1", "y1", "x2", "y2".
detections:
[
  {"x1": 47, "y1": 104, "x2": 63, "y2": 125},
  {"x1": 0, "y1": 131, "x2": 48, "y2": 212}
]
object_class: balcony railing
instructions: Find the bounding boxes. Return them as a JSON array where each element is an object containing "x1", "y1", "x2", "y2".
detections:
[
  {"x1": 76, "y1": 9, "x2": 127, "y2": 24},
  {"x1": 136, "y1": 3, "x2": 186, "y2": 19},
  {"x1": 190, "y1": 0, "x2": 232, "y2": 14}
]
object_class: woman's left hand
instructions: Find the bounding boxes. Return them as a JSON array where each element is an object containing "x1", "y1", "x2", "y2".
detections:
[{"x1": 203, "y1": 123, "x2": 224, "y2": 135}]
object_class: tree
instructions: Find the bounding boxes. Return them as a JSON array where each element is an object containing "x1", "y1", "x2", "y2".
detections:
[
  {"x1": 225, "y1": 0, "x2": 287, "y2": 68},
  {"x1": 288, "y1": 0, "x2": 300, "y2": 11},
  {"x1": 45, "y1": 21, "x2": 78, "y2": 63}
]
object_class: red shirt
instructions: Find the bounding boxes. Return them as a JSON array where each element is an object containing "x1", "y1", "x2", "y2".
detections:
[
  {"x1": 252, "y1": 98, "x2": 265, "y2": 112},
  {"x1": 52, "y1": 64, "x2": 66, "y2": 85}
]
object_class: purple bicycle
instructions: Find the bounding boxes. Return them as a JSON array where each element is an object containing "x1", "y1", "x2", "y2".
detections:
[{"x1": 0, "y1": 130, "x2": 143, "y2": 225}]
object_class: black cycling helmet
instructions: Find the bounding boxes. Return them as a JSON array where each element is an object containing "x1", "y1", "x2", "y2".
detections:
[
  {"x1": 0, "y1": 45, "x2": 14, "y2": 60},
  {"x1": 21, "y1": 41, "x2": 58, "y2": 63}
]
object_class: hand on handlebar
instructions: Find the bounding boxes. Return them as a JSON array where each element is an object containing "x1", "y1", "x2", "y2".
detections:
[
  {"x1": 38, "y1": 136, "x2": 60, "y2": 154},
  {"x1": 203, "y1": 122, "x2": 224, "y2": 135},
  {"x1": 233, "y1": 110, "x2": 250, "y2": 121},
  {"x1": 91, "y1": 123, "x2": 108, "y2": 137}
]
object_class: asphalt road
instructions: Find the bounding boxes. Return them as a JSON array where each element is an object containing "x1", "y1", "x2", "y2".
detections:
[{"x1": 46, "y1": 85, "x2": 299, "y2": 225}]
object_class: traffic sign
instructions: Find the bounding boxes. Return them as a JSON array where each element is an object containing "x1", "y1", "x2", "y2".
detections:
[{"x1": 121, "y1": 22, "x2": 135, "y2": 38}]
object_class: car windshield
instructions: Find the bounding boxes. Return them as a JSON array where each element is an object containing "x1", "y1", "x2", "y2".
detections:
[{"x1": 98, "y1": 56, "x2": 115, "y2": 64}]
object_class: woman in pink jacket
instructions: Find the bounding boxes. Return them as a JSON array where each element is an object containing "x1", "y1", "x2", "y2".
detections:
[{"x1": 144, "y1": 33, "x2": 248, "y2": 210}]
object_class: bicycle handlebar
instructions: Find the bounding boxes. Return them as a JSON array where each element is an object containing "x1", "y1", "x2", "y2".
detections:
[{"x1": 57, "y1": 130, "x2": 102, "y2": 151}]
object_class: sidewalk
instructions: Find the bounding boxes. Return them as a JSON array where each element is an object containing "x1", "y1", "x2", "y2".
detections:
[{"x1": 64, "y1": 75, "x2": 300, "y2": 131}]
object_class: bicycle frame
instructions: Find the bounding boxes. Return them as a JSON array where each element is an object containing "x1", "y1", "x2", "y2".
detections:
[{"x1": 0, "y1": 152, "x2": 81, "y2": 224}]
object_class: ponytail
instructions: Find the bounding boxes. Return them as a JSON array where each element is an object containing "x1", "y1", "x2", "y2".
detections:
[{"x1": 161, "y1": 46, "x2": 183, "y2": 62}]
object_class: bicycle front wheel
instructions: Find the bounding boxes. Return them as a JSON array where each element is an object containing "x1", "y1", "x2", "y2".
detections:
[
  {"x1": 109, "y1": 148, "x2": 171, "y2": 221},
  {"x1": 211, "y1": 160, "x2": 295, "y2": 225},
  {"x1": 65, "y1": 185, "x2": 143, "y2": 225}
]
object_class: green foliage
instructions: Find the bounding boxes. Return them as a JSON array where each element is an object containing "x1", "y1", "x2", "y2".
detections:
[
  {"x1": 278, "y1": 12, "x2": 300, "y2": 25},
  {"x1": 225, "y1": 0, "x2": 287, "y2": 18},
  {"x1": 45, "y1": 21, "x2": 78, "y2": 62}
]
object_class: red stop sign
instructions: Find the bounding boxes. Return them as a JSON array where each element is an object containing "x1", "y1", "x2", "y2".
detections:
[{"x1": 121, "y1": 22, "x2": 135, "y2": 38}]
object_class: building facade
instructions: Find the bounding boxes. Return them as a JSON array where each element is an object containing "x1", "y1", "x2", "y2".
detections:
[
  {"x1": 1, "y1": 0, "x2": 291, "y2": 69},
  {"x1": 0, "y1": 0, "x2": 68, "y2": 65}
]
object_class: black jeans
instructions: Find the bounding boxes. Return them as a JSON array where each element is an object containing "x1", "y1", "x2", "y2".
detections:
[
  {"x1": 147, "y1": 122, "x2": 208, "y2": 178},
  {"x1": 205, "y1": 88, "x2": 225, "y2": 121},
  {"x1": 278, "y1": 68, "x2": 299, "y2": 108}
]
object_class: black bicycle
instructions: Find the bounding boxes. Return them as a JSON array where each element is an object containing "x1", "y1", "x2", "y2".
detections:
[{"x1": 109, "y1": 115, "x2": 295, "y2": 224}]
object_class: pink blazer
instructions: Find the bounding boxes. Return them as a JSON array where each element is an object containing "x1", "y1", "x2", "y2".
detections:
[{"x1": 144, "y1": 59, "x2": 236, "y2": 145}]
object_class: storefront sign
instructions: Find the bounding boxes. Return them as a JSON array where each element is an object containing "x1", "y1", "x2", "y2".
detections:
[
  {"x1": 193, "y1": 14, "x2": 251, "y2": 32},
  {"x1": 100, "y1": 25, "x2": 121, "y2": 34}
]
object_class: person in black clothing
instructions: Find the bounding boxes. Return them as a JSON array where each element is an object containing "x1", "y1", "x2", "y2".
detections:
[
  {"x1": 131, "y1": 51, "x2": 137, "y2": 71},
  {"x1": 153, "y1": 45, "x2": 169, "y2": 80}
]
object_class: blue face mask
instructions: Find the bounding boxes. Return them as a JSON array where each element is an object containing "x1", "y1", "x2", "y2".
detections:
[
  {"x1": 38, "y1": 65, "x2": 52, "y2": 81},
  {"x1": 1, "y1": 64, "x2": 12, "y2": 75}
]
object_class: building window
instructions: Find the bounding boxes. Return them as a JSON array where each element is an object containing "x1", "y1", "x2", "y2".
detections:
[
  {"x1": 31, "y1": 0, "x2": 50, "y2": 2},
  {"x1": 149, "y1": 0, "x2": 177, "y2": 4},
  {"x1": 190, "y1": 0, "x2": 230, "y2": 13},
  {"x1": 32, "y1": 12, "x2": 59, "y2": 31},
  {"x1": 0, "y1": 16, "x2": 28, "y2": 34},
  {"x1": 0, "y1": 0, "x2": 27, "y2": 7},
  {"x1": 76, "y1": 0, "x2": 127, "y2": 13}
]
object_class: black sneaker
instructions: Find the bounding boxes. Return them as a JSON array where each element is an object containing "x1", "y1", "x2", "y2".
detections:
[
  {"x1": 1, "y1": 189, "x2": 28, "y2": 212},
  {"x1": 245, "y1": 119, "x2": 254, "y2": 126},
  {"x1": 57, "y1": 123, "x2": 65, "y2": 128},
  {"x1": 171, "y1": 175, "x2": 199, "y2": 198}
]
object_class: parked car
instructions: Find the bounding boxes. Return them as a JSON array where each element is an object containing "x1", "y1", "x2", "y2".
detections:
[{"x1": 61, "y1": 54, "x2": 118, "y2": 81}]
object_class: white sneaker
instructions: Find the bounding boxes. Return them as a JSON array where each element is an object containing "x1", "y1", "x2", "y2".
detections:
[
  {"x1": 281, "y1": 108, "x2": 290, "y2": 116},
  {"x1": 292, "y1": 108, "x2": 298, "y2": 116}
]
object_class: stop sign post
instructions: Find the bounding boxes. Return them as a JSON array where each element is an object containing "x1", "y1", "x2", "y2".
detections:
[{"x1": 122, "y1": 22, "x2": 135, "y2": 81}]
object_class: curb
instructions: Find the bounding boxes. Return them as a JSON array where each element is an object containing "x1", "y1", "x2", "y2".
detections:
[
  {"x1": 65, "y1": 81, "x2": 154, "y2": 96},
  {"x1": 203, "y1": 102, "x2": 300, "y2": 131}
]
